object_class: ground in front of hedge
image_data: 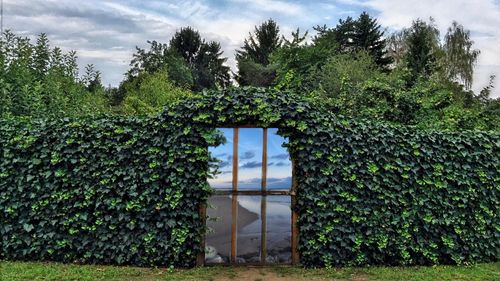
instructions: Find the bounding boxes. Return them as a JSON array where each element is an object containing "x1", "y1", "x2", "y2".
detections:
[{"x1": 1, "y1": 261, "x2": 499, "y2": 281}]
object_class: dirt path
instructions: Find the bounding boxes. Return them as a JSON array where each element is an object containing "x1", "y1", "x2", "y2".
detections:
[{"x1": 179, "y1": 267, "x2": 369, "y2": 281}]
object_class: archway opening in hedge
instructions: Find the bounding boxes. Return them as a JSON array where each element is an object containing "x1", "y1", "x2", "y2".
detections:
[
  {"x1": 165, "y1": 87, "x2": 324, "y2": 266},
  {"x1": 204, "y1": 127, "x2": 293, "y2": 265}
]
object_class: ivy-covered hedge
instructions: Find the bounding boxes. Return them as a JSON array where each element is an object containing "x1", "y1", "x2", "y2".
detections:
[
  {"x1": 160, "y1": 87, "x2": 499, "y2": 267},
  {"x1": 295, "y1": 121, "x2": 499, "y2": 266},
  {"x1": 1, "y1": 87, "x2": 498, "y2": 267},
  {"x1": 0, "y1": 116, "x2": 215, "y2": 267}
]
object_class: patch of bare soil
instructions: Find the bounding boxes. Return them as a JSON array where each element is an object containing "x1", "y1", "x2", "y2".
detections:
[{"x1": 212, "y1": 267, "x2": 367, "y2": 281}]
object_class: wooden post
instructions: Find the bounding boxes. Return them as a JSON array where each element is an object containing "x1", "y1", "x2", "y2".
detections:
[
  {"x1": 231, "y1": 128, "x2": 239, "y2": 263},
  {"x1": 196, "y1": 203, "x2": 207, "y2": 266},
  {"x1": 261, "y1": 128, "x2": 268, "y2": 264},
  {"x1": 291, "y1": 159, "x2": 300, "y2": 265}
]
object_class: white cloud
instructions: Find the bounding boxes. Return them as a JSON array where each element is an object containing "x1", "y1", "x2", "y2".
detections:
[
  {"x1": 229, "y1": 0, "x2": 305, "y2": 15},
  {"x1": 353, "y1": 0, "x2": 500, "y2": 97},
  {"x1": 2, "y1": 0, "x2": 499, "y2": 97}
]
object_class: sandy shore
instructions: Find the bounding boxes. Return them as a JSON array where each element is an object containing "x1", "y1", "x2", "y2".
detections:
[{"x1": 205, "y1": 196, "x2": 291, "y2": 263}]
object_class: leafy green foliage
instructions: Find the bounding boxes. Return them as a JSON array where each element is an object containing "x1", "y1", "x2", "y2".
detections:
[
  {"x1": 0, "y1": 31, "x2": 108, "y2": 118},
  {"x1": 118, "y1": 69, "x2": 192, "y2": 115},
  {"x1": 313, "y1": 12, "x2": 392, "y2": 68},
  {"x1": 161, "y1": 87, "x2": 499, "y2": 267},
  {"x1": 125, "y1": 27, "x2": 230, "y2": 93},
  {"x1": 128, "y1": 40, "x2": 194, "y2": 90},
  {"x1": 1, "y1": 87, "x2": 498, "y2": 268},
  {"x1": 0, "y1": 115, "x2": 216, "y2": 267},
  {"x1": 235, "y1": 19, "x2": 282, "y2": 87},
  {"x1": 296, "y1": 119, "x2": 499, "y2": 267},
  {"x1": 169, "y1": 27, "x2": 231, "y2": 91},
  {"x1": 316, "y1": 51, "x2": 382, "y2": 99},
  {"x1": 442, "y1": 22, "x2": 480, "y2": 90}
]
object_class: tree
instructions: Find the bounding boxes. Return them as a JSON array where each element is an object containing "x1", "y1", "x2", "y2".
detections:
[
  {"x1": 33, "y1": 33, "x2": 50, "y2": 79},
  {"x1": 128, "y1": 40, "x2": 193, "y2": 89},
  {"x1": 0, "y1": 30, "x2": 108, "y2": 118},
  {"x1": 312, "y1": 12, "x2": 391, "y2": 68},
  {"x1": 272, "y1": 28, "x2": 335, "y2": 93},
  {"x1": 442, "y1": 21, "x2": 480, "y2": 90},
  {"x1": 192, "y1": 41, "x2": 231, "y2": 90},
  {"x1": 169, "y1": 27, "x2": 230, "y2": 91},
  {"x1": 313, "y1": 17, "x2": 354, "y2": 53},
  {"x1": 386, "y1": 30, "x2": 408, "y2": 67},
  {"x1": 352, "y1": 12, "x2": 392, "y2": 68},
  {"x1": 127, "y1": 27, "x2": 230, "y2": 92},
  {"x1": 403, "y1": 19, "x2": 441, "y2": 81},
  {"x1": 317, "y1": 51, "x2": 381, "y2": 99},
  {"x1": 169, "y1": 27, "x2": 203, "y2": 66},
  {"x1": 82, "y1": 64, "x2": 104, "y2": 93},
  {"x1": 236, "y1": 19, "x2": 282, "y2": 86},
  {"x1": 120, "y1": 69, "x2": 191, "y2": 115}
]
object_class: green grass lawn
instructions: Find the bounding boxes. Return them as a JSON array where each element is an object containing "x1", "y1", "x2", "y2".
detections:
[{"x1": 0, "y1": 261, "x2": 498, "y2": 281}]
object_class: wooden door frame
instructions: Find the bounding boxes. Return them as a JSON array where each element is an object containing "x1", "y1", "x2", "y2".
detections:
[{"x1": 197, "y1": 127, "x2": 299, "y2": 266}]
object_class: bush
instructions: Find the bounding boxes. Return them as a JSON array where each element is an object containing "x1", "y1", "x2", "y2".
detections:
[
  {"x1": 1, "y1": 87, "x2": 498, "y2": 267},
  {"x1": 0, "y1": 116, "x2": 214, "y2": 266},
  {"x1": 296, "y1": 121, "x2": 499, "y2": 266}
]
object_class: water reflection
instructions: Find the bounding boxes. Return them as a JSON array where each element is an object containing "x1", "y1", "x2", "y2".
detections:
[
  {"x1": 206, "y1": 128, "x2": 292, "y2": 264},
  {"x1": 205, "y1": 196, "x2": 291, "y2": 264},
  {"x1": 266, "y1": 196, "x2": 291, "y2": 263},
  {"x1": 237, "y1": 196, "x2": 261, "y2": 263}
]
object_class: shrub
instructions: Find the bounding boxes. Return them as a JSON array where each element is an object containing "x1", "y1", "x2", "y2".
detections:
[{"x1": 1, "y1": 87, "x2": 498, "y2": 267}]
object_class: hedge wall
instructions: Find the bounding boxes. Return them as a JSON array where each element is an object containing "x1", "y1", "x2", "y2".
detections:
[
  {"x1": 0, "y1": 116, "x2": 216, "y2": 267},
  {"x1": 294, "y1": 121, "x2": 499, "y2": 266},
  {"x1": 160, "y1": 87, "x2": 499, "y2": 267},
  {"x1": 1, "y1": 87, "x2": 499, "y2": 267}
]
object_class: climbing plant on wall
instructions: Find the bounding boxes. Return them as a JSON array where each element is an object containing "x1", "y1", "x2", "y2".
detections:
[
  {"x1": 1, "y1": 87, "x2": 498, "y2": 267},
  {"x1": 163, "y1": 87, "x2": 500, "y2": 267}
]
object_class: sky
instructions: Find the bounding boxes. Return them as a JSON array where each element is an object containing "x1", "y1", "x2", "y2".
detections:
[
  {"x1": 209, "y1": 128, "x2": 292, "y2": 190},
  {"x1": 3, "y1": 0, "x2": 500, "y2": 97}
]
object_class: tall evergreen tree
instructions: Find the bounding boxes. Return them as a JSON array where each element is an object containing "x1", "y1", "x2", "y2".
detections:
[
  {"x1": 313, "y1": 17, "x2": 355, "y2": 53},
  {"x1": 313, "y1": 12, "x2": 391, "y2": 68},
  {"x1": 353, "y1": 12, "x2": 392, "y2": 68},
  {"x1": 236, "y1": 19, "x2": 282, "y2": 86},
  {"x1": 404, "y1": 19, "x2": 441, "y2": 81},
  {"x1": 194, "y1": 41, "x2": 231, "y2": 90},
  {"x1": 236, "y1": 19, "x2": 282, "y2": 65},
  {"x1": 169, "y1": 27, "x2": 230, "y2": 91},
  {"x1": 169, "y1": 27, "x2": 202, "y2": 66}
]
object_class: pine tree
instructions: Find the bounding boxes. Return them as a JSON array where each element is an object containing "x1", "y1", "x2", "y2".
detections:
[
  {"x1": 353, "y1": 12, "x2": 392, "y2": 68},
  {"x1": 169, "y1": 27, "x2": 202, "y2": 66},
  {"x1": 404, "y1": 19, "x2": 441, "y2": 80},
  {"x1": 169, "y1": 27, "x2": 230, "y2": 91},
  {"x1": 236, "y1": 19, "x2": 282, "y2": 87},
  {"x1": 236, "y1": 19, "x2": 282, "y2": 65}
]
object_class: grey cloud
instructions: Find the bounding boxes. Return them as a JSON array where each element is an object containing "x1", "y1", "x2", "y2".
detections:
[
  {"x1": 239, "y1": 161, "x2": 261, "y2": 169},
  {"x1": 240, "y1": 151, "x2": 255, "y2": 160},
  {"x1": 270, "y1": 153, "x2": 289, "y2": 160}
]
